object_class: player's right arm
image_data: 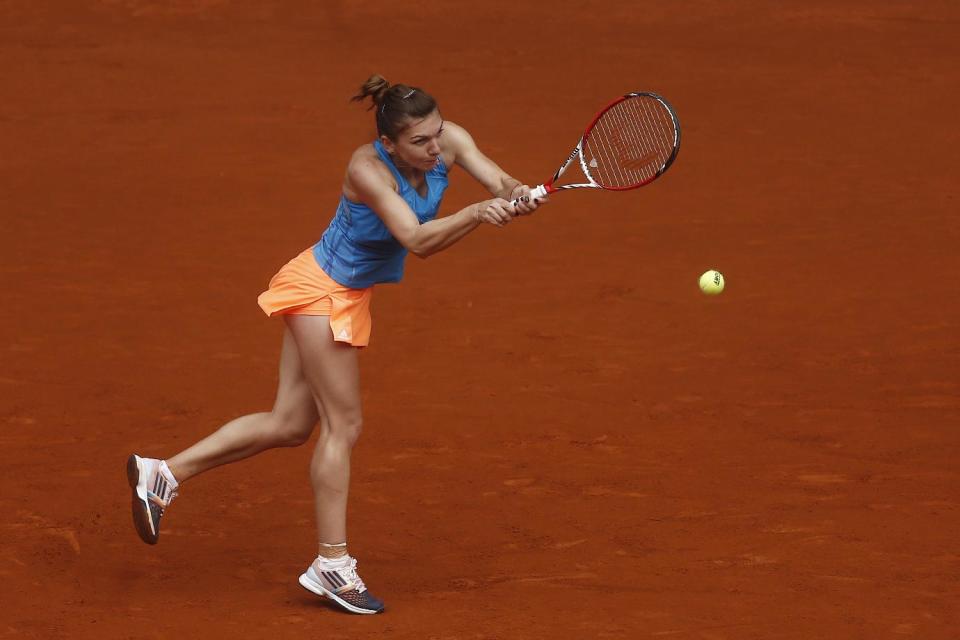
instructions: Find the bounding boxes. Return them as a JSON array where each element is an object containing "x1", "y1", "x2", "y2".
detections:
[{"x1": 346, "y1": 152, "x2": 515, "y2": 259}]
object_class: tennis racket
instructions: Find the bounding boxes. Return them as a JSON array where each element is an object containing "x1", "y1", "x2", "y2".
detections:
[{"x1": 513, "y1": 92, "x2": 680, "y2": 205}]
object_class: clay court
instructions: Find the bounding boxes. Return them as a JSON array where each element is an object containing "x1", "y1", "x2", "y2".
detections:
[{"x1": 2, "y1": 1, "x2": 958, "y2": 638}]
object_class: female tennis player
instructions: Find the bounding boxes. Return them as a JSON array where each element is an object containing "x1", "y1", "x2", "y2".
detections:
[{"x1": 126, "y1": 74, "x2": 544, "y2": 615}]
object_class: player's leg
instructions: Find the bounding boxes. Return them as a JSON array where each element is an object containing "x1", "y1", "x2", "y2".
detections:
[
  {"x1": 284, "y1": 314, "x2": 384, "y2": 614},
  {"x1": 284, "y1": 314, "x2": 362, "y2": 545},
  {"x1": 128, "y1": 327, "x2": 320, "y2": 545},
  {"x1": 165, "y1": 327, "x2": 320, "y2": 481}
]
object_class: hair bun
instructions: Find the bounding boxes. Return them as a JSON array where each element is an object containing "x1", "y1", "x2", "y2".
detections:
[{"x1": 351, "y1": 74, "x2": 390, "y2": 108}]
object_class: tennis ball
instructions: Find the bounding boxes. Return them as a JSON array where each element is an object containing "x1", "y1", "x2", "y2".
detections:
[{"x1": 699, "y1": 269, "x2": 725, "y2": 295}]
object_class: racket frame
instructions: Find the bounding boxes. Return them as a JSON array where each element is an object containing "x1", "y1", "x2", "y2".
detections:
[{"x1": 519, "y1": 92, "x2": 681, "y2": 203}]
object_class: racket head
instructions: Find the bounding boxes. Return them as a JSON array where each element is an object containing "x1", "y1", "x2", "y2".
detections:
[{"x1": 579, "y1": 92, "x2": 681, "y2": 191}]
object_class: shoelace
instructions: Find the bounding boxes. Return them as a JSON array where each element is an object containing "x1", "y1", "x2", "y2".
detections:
[{"x1": 340, "y1": 558, "x2": 368, "y2": 593}]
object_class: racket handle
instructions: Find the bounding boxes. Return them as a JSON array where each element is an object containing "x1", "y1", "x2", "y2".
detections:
[{"x1": 509, "y1": 184, "x2": 548, "y2": 208}]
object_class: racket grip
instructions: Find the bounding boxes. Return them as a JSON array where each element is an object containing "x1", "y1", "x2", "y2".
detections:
[{"x1": 509, "y1": 184, "x2": 548, "y2": 208}]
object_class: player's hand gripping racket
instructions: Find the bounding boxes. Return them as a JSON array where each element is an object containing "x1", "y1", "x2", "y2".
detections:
[{"x1": 513, "y1": 92, "x2": 680, "y2": 205}]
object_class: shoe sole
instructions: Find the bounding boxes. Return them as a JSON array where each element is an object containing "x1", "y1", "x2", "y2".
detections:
[
  {"x1": 127, "y1": 454, "x2": 159, "y2": 545},
  {"x1": 298, "y1": 569, "x2": 383, "y2": 615}
]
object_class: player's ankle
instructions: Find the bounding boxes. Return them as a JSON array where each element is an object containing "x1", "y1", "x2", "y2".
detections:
[{"x1": 317, "y1": 541, "x2": 348, "y2": 560}]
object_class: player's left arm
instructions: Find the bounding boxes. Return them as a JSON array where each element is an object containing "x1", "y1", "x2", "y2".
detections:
[{"x1": 442, "y1": 122, "x2": 545, "y2": 215}]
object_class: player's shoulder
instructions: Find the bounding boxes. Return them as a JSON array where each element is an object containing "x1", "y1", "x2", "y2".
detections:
[
  {"x1": 347, "y1": 142, "x2": 380, "y2": 170},
  {"x1": 439, "y1": 121, "x2": 478, "y2": 165},
  {"x1": 441, "y1": 121, "x2": 474, "y2": 147},
  {"x1": 346, "y1": 143, "x2": 394, "y2": 188}
]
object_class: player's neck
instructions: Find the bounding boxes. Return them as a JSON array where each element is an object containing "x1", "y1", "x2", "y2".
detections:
[{"x1": 389, "y1": 153, "x2": 425, "y2": 184}]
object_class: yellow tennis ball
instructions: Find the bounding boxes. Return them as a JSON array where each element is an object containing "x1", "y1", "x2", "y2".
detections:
[{"x1": 699, "y1": 269, "x2": 725, "y2": 295}]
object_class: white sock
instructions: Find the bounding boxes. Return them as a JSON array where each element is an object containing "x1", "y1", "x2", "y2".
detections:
[{"x1": 317, "y1": 542, "x2": 349, "y2": 563}]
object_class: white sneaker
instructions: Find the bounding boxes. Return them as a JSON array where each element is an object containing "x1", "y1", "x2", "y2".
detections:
[
  {"x1": 299, "y1": 555, "x2": 385, "y2": 614},
  {"x1": 126, "y1": 454, "x2": 178, "y2": 545}
]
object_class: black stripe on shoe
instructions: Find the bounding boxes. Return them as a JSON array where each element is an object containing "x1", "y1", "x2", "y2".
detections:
[{"x1": 324, "y1": 571, "x2": 346, "y2": 589}]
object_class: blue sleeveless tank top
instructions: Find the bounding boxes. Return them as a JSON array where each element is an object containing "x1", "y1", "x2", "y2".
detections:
[{"x1": 313, "y1": 140, "x2": 449, "y2": 288}]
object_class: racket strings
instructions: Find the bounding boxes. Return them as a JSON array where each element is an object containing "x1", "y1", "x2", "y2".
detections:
[{"x1": 582, "y1": 96, "x2": 677, "y2": 189}]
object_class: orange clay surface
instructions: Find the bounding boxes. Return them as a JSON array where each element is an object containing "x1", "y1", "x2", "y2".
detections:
[{"x1": 2, "y1": 2, "x2": 958, "y2": 638}]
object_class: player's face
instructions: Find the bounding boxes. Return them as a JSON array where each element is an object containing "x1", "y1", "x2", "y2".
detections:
[{"x1": 384, "y1": 110, "x2": 444, "y2": 170}]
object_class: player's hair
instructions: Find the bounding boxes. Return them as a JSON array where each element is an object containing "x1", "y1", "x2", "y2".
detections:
[{"x1": 351, "y1": 74, "x2": 438, "y2": 140}]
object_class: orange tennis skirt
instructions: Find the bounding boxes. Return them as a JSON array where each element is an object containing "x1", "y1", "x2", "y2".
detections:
[{"x1": 257, "y1": 248, "x2": 373, "y2": 347}]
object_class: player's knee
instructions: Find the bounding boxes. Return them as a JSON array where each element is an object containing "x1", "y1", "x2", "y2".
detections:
[
  {"x1": 281, "y1": 428, "x2": 313, "y2": 448},
  {"x1": 270, "y1": 414, "x2": 314, "y2": 448},
  {"x1": 329, "y1": 414, "x2": 363, "y2": 448}
]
